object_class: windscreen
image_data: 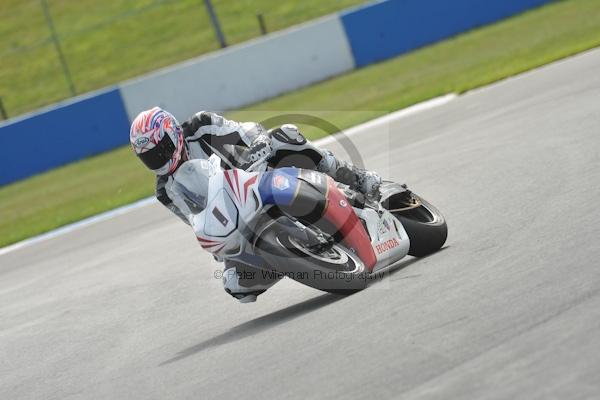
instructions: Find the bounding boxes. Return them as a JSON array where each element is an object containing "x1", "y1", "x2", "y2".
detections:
[{"x1": 171, "y1": 160, "x2": 210, "y2": 214}]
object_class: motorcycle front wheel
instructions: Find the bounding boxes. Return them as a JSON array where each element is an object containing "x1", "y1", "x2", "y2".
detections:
[{"x1": 255, "y1": 224, "x2": 368, "y2": 294}]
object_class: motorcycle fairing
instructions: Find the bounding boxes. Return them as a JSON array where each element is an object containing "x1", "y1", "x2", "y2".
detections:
[
  {"x1": 189, "y1": 161, "x2": 402, "y2": 274},
  {"x1": 354, "y1": 207, "x2": 410, "y2": 273},
  {"x1": 258, "y1": 168, "x2": 301, "y2": 206},
  {"x1": 192, "y1": 163, "x2": 264, "y2": 257},
  {"x1": 321, "y1": 176, "x2": 378, "y2": 271},
  {"x1": 200, "y1": 188, "x2": 238, "y2": 238}
]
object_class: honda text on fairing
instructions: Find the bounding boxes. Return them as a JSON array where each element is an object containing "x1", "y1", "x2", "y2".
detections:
[{"x1": 176, "y1": 150, "x2": 447, "y2": 293}]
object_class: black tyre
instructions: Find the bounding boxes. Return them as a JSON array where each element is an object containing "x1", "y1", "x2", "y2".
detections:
[
  {"x1": 391, "y1": 194, "x2": 447, "y2": 257},
  {"x1": 254, "y1": 223, "x2": 368, "y2": 294}
]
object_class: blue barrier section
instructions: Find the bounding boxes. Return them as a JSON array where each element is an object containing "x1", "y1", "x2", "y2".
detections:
[
  {"x1": 0, "y1": 88, "x2": 130, "y2": 185},
  {"x1": 341, "y1": 0, "x2": 553, "y2": 67}
]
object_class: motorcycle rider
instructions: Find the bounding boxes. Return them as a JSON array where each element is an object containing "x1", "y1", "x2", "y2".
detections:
[{"x1": 129, "y1": 107, "x2": 382, "y2": 303}]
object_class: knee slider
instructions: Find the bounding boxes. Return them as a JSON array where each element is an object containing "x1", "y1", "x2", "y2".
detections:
[{"x1": 270, "y1": 124, "x2": 307, "y2": 145}]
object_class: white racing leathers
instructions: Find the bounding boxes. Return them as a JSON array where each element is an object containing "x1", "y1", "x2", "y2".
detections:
[{"x1": 155, "y1": 111, "x2": 377, "y2": 302}]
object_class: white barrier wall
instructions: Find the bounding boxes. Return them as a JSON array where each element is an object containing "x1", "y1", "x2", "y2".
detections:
[{"x1": 119, "y1": 16, "x2": 355, "y2": 122}]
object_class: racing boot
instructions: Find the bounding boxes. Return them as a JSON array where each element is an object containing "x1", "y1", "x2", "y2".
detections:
[{"x1": 318, "y1": 151, "x2": 382, "y2": 200}]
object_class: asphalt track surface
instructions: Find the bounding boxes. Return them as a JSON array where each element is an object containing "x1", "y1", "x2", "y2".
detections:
[{"x1": 2, "y1": 49, "x2": 600, "y2": 400}]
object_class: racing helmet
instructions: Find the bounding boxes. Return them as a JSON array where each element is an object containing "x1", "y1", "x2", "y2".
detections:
[{"x1": 130, "y1": 107, "x2": 185, "y2": 176}]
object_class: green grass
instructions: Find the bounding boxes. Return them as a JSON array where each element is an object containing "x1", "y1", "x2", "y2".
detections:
[
  {"x1": 0, "y1": 0, "x2": 365, "y2": 117},
  {"x1": 2, "y1": 0, "x2": 600, "y2": 247}
]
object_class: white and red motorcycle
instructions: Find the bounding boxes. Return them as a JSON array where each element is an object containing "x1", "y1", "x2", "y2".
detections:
[{"x1": 174, "y1": 152, "x2": 447, "y2": 293}]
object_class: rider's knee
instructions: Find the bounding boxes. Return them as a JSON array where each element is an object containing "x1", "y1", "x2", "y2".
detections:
[{"x1": 269, "y1": 124, "x2": 307, "y2": 148}]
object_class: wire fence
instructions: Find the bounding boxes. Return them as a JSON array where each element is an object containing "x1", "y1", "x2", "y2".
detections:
[{"x1": 0, "y1": 0, "x2": 365, "y2": 120}]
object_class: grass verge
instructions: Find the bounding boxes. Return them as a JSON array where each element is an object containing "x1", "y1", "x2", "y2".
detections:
[{"x1": 2, "y1": 0, "x2": 600, "y2": 247}]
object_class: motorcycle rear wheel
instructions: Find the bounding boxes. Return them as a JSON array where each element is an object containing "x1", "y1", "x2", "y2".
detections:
[{"x1": 389, "y1": 193, "x2": 448, "y2": 257}]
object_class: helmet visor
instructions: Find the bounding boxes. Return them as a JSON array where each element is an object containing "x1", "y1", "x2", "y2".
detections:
[{"x1": 137, "y1": 133, "x2": 176, "y2": 171}]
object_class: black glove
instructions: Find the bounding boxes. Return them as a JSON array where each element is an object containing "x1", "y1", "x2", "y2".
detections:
[
  {"x1": 237, "y1": 136, "x2": 272, "y2": 170},
  {"x1": 248, "y1": 136, "x2": 272, "y2": 163}
]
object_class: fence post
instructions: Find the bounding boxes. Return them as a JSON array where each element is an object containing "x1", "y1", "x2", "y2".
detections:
[
  {"x1": 41, "y1": 0, "x2": 76, "y2": 96},
  {"x1": 0, "y1": 97, "x2": 7, "y2": 120},
  {"x1": 257, "y1": 13, "x2": 267, "y2": 35},
  {"x1": 203, "y1": 0, "x2": 227, "y2": 48}
]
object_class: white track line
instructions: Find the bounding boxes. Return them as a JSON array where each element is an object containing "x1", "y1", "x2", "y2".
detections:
[
  {"x1": 0, "y1": 93, "x2": 457, "y2": 256},
  {"x1": 316, "y1": 93, "x2": 457, "y2": 146}
]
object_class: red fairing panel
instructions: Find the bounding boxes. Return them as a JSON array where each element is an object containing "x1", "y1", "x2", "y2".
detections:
[{"x1": 322, "y1": 177, "x2": 377, "y2": 271}]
